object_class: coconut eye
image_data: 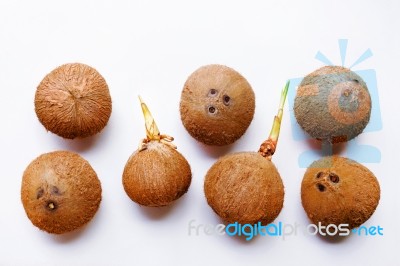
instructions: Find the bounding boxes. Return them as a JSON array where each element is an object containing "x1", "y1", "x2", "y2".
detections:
[
  {"x1": 223, "y1": 95, "x2": 231, "y2": 106},
  {"x1": 208, "y1": 106, "x2": 217, "y2": 114},
  {"x1": 329, "y1": 173, "x2": 340, "y2": 183},
  {"x1": 316, "y1": 172, "x2": 324, "y2": 179},
  {"x1": 46, "y1": 201, "x2": 58, "y2": 211},
  {"x1": 36, "y1": 188, "x2": 44, "y2": 199},
  {"x1": 317, "y1": 183, "x2": 326, "y2": 192},
  {"x1": 208, "y1": 88, "x2": 218, "y2": 96},
  {"x1": 51, "y1": 186, "x2": 60, "y2": 195}
]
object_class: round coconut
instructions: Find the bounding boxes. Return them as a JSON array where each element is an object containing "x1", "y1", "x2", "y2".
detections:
[
  {"x1": 180, "y1": 64, "x2": 255, "y2": 146},
  {"x1": 301, "y1": 156, "x2": 380, "y2": 229},
  {"x1": 294, "y1": 66, "x2": 371, "y2": 143},
  {"x1": 35, "y1": 63, "x2": 112, "y2": 139},
  {"x1": 21, "y1": 151, "x2": 102, "y2": 234},
  {"x1": 123, "y1": 141, "x2": 192, "y2": 207},
  {"x1": 204, "y1": 152, "x2": 284, "y2": 225}
]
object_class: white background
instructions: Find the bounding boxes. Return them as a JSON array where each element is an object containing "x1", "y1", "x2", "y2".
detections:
[{"x1": 1, "y1": 0, "x2": 398, "y2": 265}]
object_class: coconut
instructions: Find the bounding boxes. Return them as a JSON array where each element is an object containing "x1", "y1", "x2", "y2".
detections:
[
  {"x1": 122, "y1": 97, "x2": 192, "y2": 207},
  {"x1": 204, "y1": 82, "x2": 289, "y2": 226},
  {"x1": 180, "y1": 64, "x2": 255, "y2": 146},
  {"x1": 35, "y1": 63, "x2": 112, "y2": 139},
  {"x1": 205, "y1": 152, "x2": 284, "y2": 225},
  {"x1": 294, "y1": 66, "x2": 371, "y2": 143},
  {"x1": 301, "y1": 156, "x2": 380, "y2": 229},
  {"x1": 123, "y1": 141, "x2": 191, "y2": 207},
  {"x1": 21, "y1": 151, "x2": 102, "y2": 234}
]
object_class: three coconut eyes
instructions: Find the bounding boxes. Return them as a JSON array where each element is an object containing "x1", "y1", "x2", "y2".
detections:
[
  {"x1": 207, "y1": 89, "x2": 231, "y2": 114},
  {"x1": 36, "y1": 186, "x2": 61, "y2": 211},
  {"x1": 315, "y1": 172, "x2": 340, "y2": 192}
]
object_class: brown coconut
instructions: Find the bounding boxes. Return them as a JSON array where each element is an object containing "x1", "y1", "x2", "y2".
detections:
[
  {"x1": 35, "y1": 63, "x2": 112, "y2": 139},
  {"x1": 180, "y1": 64, "x2": 255, "y2": 146},
  {"x1": 123, "y1": 141, "x2": 192, "y2": 207},
  {"x1": 294, "y1": 66, "x2": 371, "y2": 143},
  {"x1": 301, "y1": 156, "x2": 380, "y2": 229},
  {"x1": 21, "y1": 151, "x2": 102, "y2": 234},
  {"x1": 204, "y1": 152, "x2": 284, "y2": 225}
]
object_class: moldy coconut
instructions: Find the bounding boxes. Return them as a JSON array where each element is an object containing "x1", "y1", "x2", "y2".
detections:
[{"x1": 294, "y1": 66, "x2": 371, "y2": 143}]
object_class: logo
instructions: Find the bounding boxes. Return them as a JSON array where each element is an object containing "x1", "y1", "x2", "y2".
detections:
[{"x1": 188, "y1": 220, "x2": 384, "y2": 241}]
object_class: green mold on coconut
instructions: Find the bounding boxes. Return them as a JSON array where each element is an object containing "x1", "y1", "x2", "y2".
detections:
[{"x1": 294, "y1": 66, "x2": 371, "y2": 143}]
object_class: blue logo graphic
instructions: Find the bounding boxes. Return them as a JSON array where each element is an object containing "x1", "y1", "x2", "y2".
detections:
[{"x1": 287, "y1": 39, "x2": 382, "y2": 167}]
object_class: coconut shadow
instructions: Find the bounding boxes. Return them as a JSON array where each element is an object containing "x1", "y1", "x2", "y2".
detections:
[
  {"x1": 50, "y1": 202, "x2": 104, "y2": 244},
  {"x1": 227, "y1": 230, "x2": 266, "y2": 245},
  {"x1": 50, "y1": 225, "x2": 87, "y2": 244},
  {"x1": 316, "y1": 233, "x2": 350, "y2": 244},
  {"x1": 304, "y1": 139, "x2": 349, "y2": 157},
  {"x1": 209, "y1": 214, "x2": 270, "y2": 245},
  {"x1": 136, "y1": 195, "x2": 187, "y2": 220},
  {"x1": 50, "y1": 118, "x2": 114, "y2": 153},
  {"x1": 196, "y1": 142, "x2": 235, "y2": 159}
]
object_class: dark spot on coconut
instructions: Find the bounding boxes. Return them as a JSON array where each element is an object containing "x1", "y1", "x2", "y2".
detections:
[
  {"x1": 329, "y1": 173, "x2": 340, "y2": 183},
  {"x1": 339, "y1": 90, "x2": 359, "y2": 113},
  {"x1": 316, "y1": 172, "x2": 324, "y2": 179},
  {"x1": 51, "y1": 186, "x2": 60, "y2": 195},
  {"x1": 208, "y1": 106, "x2": 216, "y2": 114},
  {"x1": 343, "y1": 89, "x2": 351, "y2": 97},
  {"x1": 36, "y1": 188, "x2": 44, "y2": 199},
  {"x1": 317, "y1": 183, "x2": 326, "y2": 192},
  {"x1": 223, "y1": 95, "x2": 231, "y2": 106},
  {"x1": 352, "y1": 79, "x2": 359, "y2": 83},
  {"x1": 46, "y1": 201, "x2": 58, "y2": 211},
  {"x1": 208, "y1": 88, "x2": 218, "y2": 96}
]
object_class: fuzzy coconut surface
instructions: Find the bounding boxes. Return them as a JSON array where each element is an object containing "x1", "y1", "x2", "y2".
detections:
[
  {"x1": 204, "y1": 152, "x2": 284, "y2": 225},
  {"x1": 122, "y1": 141, "x2": 192, "y2": 207},
  {"x1": 294, "y1": 66, "x2": 371, "y2": 143},
  {"x1": 35, "y1": 63, "x2": 112, "y2": 139},
  {"x1": 180, "y1": 64, "x2": 255, "y2": 146},
  {"x1": 301, "y1": 156, "x2": 380, "y2": 229},
  {"x1": 21, "y1": 151, "x2": 102, "y2": 234}
]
